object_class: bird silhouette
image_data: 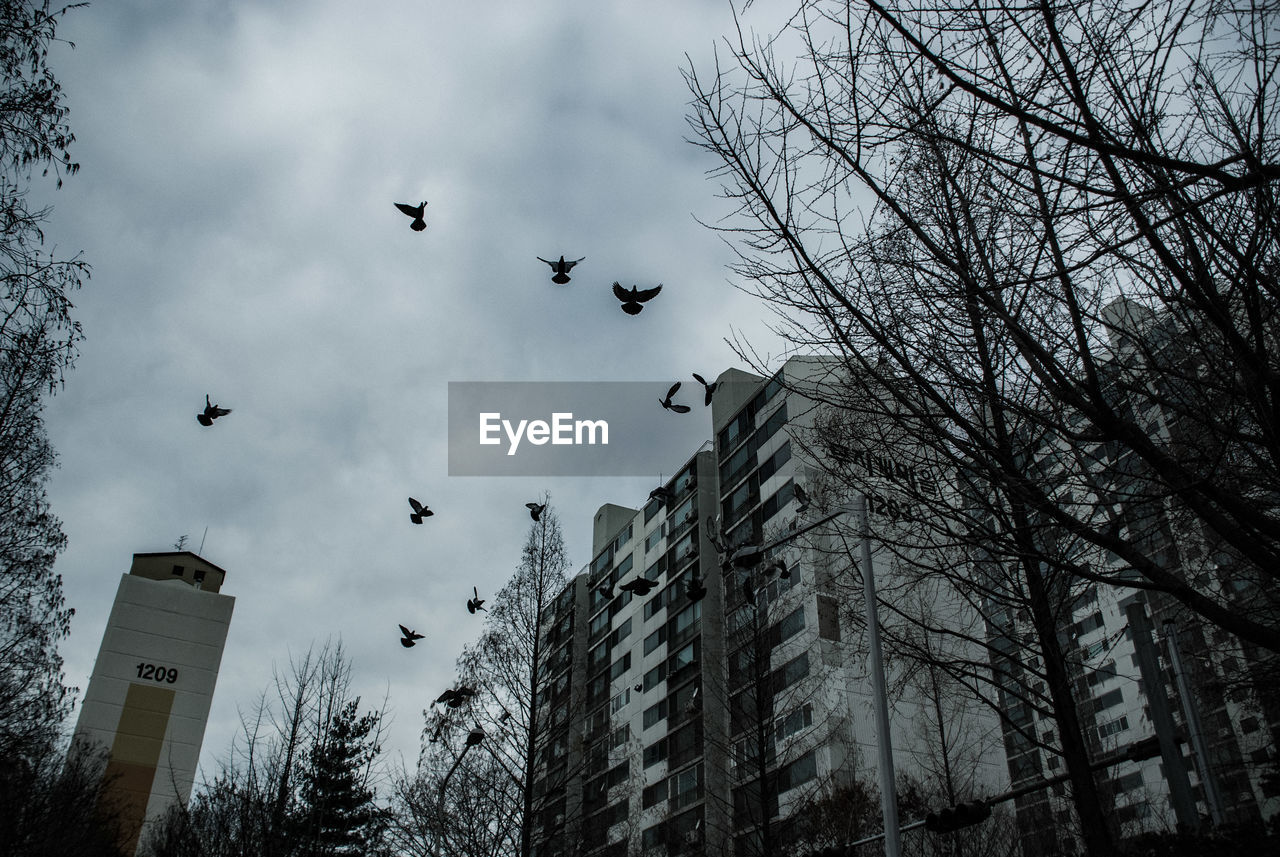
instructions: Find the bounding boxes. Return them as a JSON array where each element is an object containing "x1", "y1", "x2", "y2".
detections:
[
  {"x1": 691, "y1": 373, "x2": 718, "y2": 406},
  {"x1": 527, "y1": 502, "x2": 545, "y2": 522},
  {"x1": 649, "y1": 485, "x2": 674, "y2": 505},
  {"x1": 196, "y1": 394, "x2": 232, "y2": 427},
  {"x1": 613, "y1": 282, "x2": 662, "y2": 315},
  {"x1": 395, "y1": 201, "x2": 427, "y2": 231},
  {"x1": 764, "y1": 558, "x2": 791, "y2": 580},
  {"x1": 537, "y1": 255, "x2": 584, "y2": 284},
  {"x1": 659, "y1": 382, "x2": 691, "y2": 414},
  {"x1": 685, "y1": 574, "x2": 707, "y2": 603},
  {"x1": 793, "y1": 483, "x2": 810, "y2": 513},
  {"x1": 705, "y1": 516, "x2": 726, "y2": 554},
  {"x1": 399, "y1": 624, "x2": 425, "y2": 647},
  {"x1": 436, "y1": 686, "x2": 478, "y2": 708},
  {"x1": 467, "y1": 586, "x2": 486, "y2": 614},
  {"x1": 594, "y1": 580, "x2": 615, "y2": 601},
  {"x1": 634, "y1": 683, "x2": 643, "y2": 693},
  {"x1": 465, "y1": 726, "x2": 485, "y2": 747},
  {"x1": 618, "y1": 577, "x2": 658, "y2": 596},
  {"x1": 408, "y1": 497, "x2": 434, "y2": 524}
]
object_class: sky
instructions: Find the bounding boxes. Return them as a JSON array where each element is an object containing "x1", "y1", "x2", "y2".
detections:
[{"x1": 35, "y1": 0, "x2": 803, "y2": 781}]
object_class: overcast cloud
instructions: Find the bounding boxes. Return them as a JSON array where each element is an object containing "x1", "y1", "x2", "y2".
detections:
[{"x1": 37, "y1": 0, "x2": 795, "y2": 778}]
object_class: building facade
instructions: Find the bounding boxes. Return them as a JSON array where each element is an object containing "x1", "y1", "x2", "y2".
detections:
[
  {"x1": 70, "y1": 551, "x2": 235, "y2": 855},
  {"x1": 531, "y1": 359, "x2": 1009, "y2": 857},
  {"x1": 986, "y1": 301, "x2": 1280, "y2": 853}
]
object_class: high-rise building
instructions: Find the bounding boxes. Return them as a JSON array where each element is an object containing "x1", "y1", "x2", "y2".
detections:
[
  {"x1": 531, "y1": 359, "x2": 1009, "y2": 857},
  {"x1": 70, "y1": 551, "x2": 235, "y2": 855},
  {"x1": 984, "y1": 300, "x2": 1280, "y2": 853}
]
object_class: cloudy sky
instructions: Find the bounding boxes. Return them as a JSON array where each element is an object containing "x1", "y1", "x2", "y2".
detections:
[{"x1": 36, "y1": 0, "x2": 800, "y2": 779}]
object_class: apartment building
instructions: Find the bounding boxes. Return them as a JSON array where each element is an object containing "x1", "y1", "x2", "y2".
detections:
[
  {"x1": 983, "y1": 299, "x2": 1280, "y2": 854},
  {"x1": 531, "y1": 358, "x2": 1009, "y2": 857}
]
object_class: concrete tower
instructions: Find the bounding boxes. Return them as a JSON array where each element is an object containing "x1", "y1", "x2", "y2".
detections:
[{"x1": 71, "y1": 551, "x2": 235, "y2": 855}]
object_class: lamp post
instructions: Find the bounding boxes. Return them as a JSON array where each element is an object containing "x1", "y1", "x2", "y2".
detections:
[
  {"x1": 719, "y1": 493, "x2": 901, "y2": 857},
  {"x1": 438, "y1": 726, "x2": 487, "y2": 799}
]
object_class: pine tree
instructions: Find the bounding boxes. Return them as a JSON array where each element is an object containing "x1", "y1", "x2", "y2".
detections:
[{"x1": 295, "y1": 698, "x2": 385, "y2": 857}]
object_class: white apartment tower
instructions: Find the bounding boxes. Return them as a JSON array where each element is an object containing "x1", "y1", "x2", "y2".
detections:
[{"x1": 71, "y1": 551, "x2": 235, "y2": 855}]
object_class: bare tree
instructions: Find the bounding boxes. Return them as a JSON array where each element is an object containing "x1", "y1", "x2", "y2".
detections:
[
  {"x1": 402, "y1": 496, "x2": 578, "y2": 857},
  {"x1": 0, "y1": 0, "x2": 88, "y2": 769},
  {"x1": 142, "y1": 640, "x2": 391, "y2": 857},
  {"x1": 685, "y1": 1, "x2": 1280, "y2": 853}
]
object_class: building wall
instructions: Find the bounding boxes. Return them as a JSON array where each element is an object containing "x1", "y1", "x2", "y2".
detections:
[
  {"x1": 533, "y1": 358, "x2": 1010, "y2": 857},
  {"x1": 71, "y1": 553, "x2": 234, "y2": 855}
]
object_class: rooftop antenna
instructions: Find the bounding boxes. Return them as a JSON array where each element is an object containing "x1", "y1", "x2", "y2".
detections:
[{"x1": 198, "y1": 526, "x2": 208, "y2": 555}]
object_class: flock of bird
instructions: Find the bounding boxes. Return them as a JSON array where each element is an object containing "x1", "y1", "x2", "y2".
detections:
[{"x1": 192, "y1": 197, "x2": 739, "y2": 731}]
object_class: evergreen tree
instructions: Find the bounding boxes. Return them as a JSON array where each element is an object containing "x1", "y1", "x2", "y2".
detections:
[{"x1": 295, "y1": 698, "x2": 386, "y2": 857}]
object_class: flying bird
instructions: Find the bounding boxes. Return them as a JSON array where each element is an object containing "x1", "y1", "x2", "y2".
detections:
[
  {"x1": 408, "y1": 497, "x2": 434, "y2": 524},
  {"x1": 691, "y1": 373, "x2": 718, "y2": 406},
  {"x1": 395, "y1": 201, "x2": 427, "y2": 231},
  {"x1": 467, "y1": 587, "x2": 486, "y2": 614},
  {"x1": 527, "y1": 502, "x2": 545, "y2": 522},
  {"x1": 659, "y1": 382, "x2": 691, "y2": 414},
  {"x1": 634, "y1": 683, "x2": 643, "y2": 693},
  {"x1": 685, "y1": 685, "x2": 700, "y2": 714},
  {"x1": 685, "y1": 574, "x2": 707, "y2": 603},
  {"x1": 618, "y1": 577, "x2": 658, "y2": 596},
  {"x1": 764, "y1": 558, "x2": 791, "y2": 580},
  {"x1": 196, "y1": 394, "x2": 231, "y2": 427},
  {"x1": 613, "y1": 282, "x2": 662, "y2": 315},
  {"x1": 705, "y1": 516, "x2": 726, "y2": 554},
  {"x1": 594, "y1": 581, "x2": 615, "y2": 601},
  {"x1": 794, "y1": 483, "x2": 810, "y2": 513},
  {"x1": 537, "y1": 255, "x2": 584, "y2": 284},
  {"x1": 649, "y1": 485, "x2": 674, "y2": 505},
  {"x1": 399, "y1": 625, "x2": 425, "y2": 648},
  {"x1": 436, "y1": 686, "x2": 478, "y2": 708}
]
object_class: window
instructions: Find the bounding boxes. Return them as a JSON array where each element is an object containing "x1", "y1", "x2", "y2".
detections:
[
  {"x1": 773, "y1": 651, "x2": 810, "y2": 693},
  {"x1": 609, "y1": 618, "x2": 632, "y2": 647},
  {"x1": 610, "y1": 651, "x2": 632, "y2": 680},
  {"x1": 1085, "y1": 661, "x2": 1118, "y2": 687},
  {"x1": 777, "y1": 750, "x2": 817, "y2": 793},
  {"x1": 1109, "y1": 770, "x2": 1143, "y2": 794},
  {"x1": 589, "y1": 641, "x2": 610, "y2": 672},
  {"x1": 671, "y1": 763, "x2": 703, "y2": 810},
  {"x1": 170, "y1": 564, "x2": 184, "y2": 576},
  {"x1": 192, "y1": 568, "x2": 206, "y2": 583},
  {"x1": 644, "y1": 628, "x2": 664, "y2": 656},
  {"x1": 1097, "y1": 716, "x2": 1129, "y2": 740},
  {"x1": 758, "y1": 442, "x2": 791, "y2": 482},
  {"x1": 610, "y1": 688, "x2": 631, "y2": 714},
  {"x1": 646, "y1": 527, "x2": 665, "y2": 553},
  {"x1": 643, "y1": 699, "x2": 668, "y2": 730},
  {"x1": 775, "y1": 703, "x2": 813, "y2": 742},
  {"x1": 589, "y1": 610, "x2": 610, "y2": 640},
  {"x1": 774, "y1": 605, "x2": 805, "y2": 645},
  {"x1": 817, "y1": 595, "x2": 840, "y2": 641},
  {"x1": 1096, "y1": 688, "x2": 1124, "y2": 710}
]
